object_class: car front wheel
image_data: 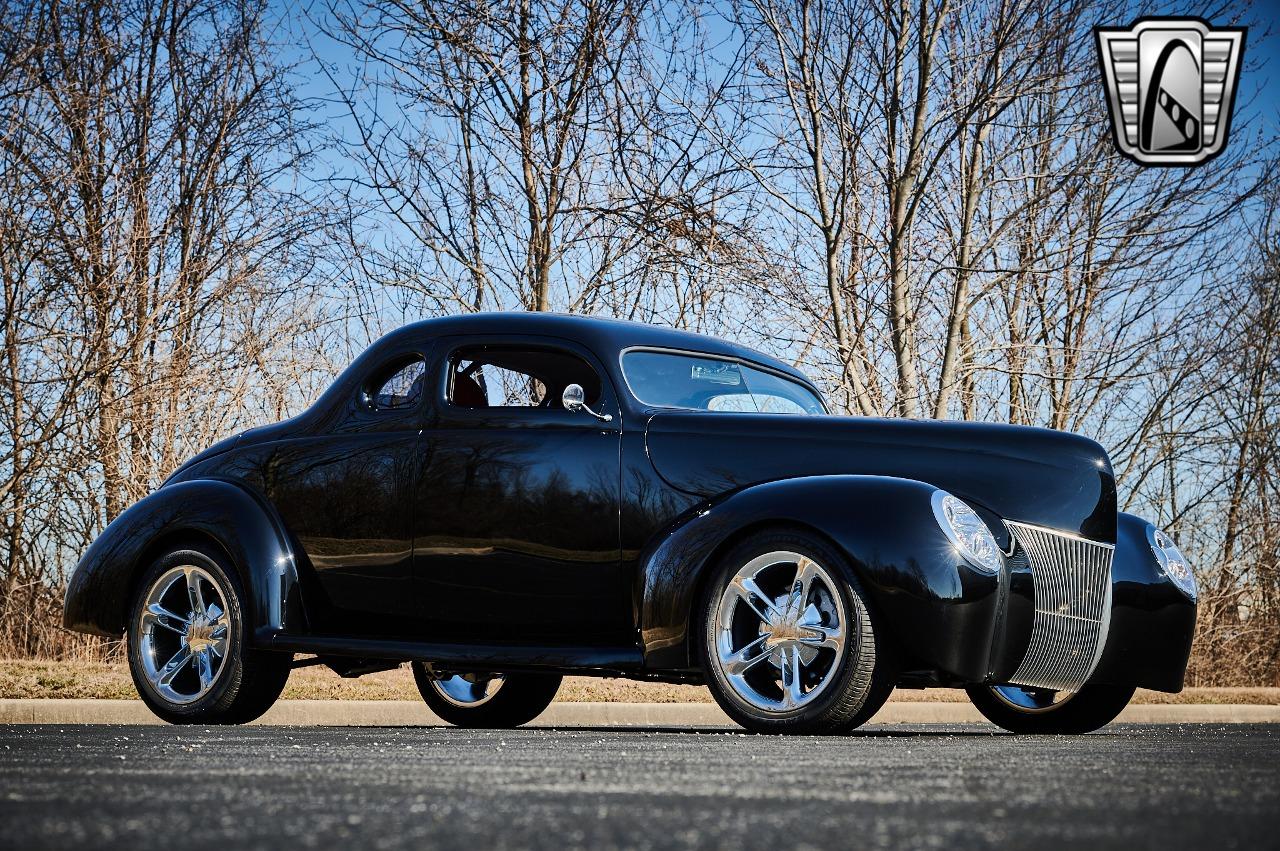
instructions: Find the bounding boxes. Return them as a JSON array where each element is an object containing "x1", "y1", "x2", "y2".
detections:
[
  {"x1": 411, "y1": 663, "x2": 561, "y2": 728},
  {"x1": 700, "y1": 530, "x2": 894, "y2": 735},
  {"x1": 127, "y1": 546, "x2": 291, "y2": 724},
  {"x1": 965, "y1": 683, "x2": 1136, "y2": 734}
]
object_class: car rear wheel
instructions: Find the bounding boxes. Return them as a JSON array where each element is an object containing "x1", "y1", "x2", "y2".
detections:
[
  {"x1": 700, "y1": 530, "x2": 894, "y2": 735},
  {"x1": 411, "y1": 663, "x2": 561, "y2": 728},
  {"x1": 966, "y1": 683, "x2": 1136, "y2": 734},
  {"x1": 127, "y1": 547, "x2": 291, "y2": 724}
]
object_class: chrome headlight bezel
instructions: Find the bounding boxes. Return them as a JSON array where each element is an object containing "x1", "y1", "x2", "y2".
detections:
[
  {"x1": 1146, "y1": 525, "x2": 1197, "y2": 601},
  {"x1": 932, "y1": 491, "x2": 1003, "y2": 574}
]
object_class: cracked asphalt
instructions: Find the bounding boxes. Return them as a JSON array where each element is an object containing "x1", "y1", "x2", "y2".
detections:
[{"x1": 0, "y1": 723, "x2": 1277, "y2": 850}]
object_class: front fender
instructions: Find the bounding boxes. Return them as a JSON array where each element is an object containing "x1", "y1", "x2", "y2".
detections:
[
  {"x1": 63, "y1": 479, "x2": 301, "y2": 639},
  {"x1": 637, "y1": 475, "x2": 1003, "y2": 680},
  {"x1": 1088, "y1": 511, "x2": 1197, "y2": 691}
]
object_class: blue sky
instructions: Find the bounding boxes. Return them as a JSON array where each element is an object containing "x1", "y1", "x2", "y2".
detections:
[
  {"x1": 1238, "y1": 8, "x2": 1280, "y2": 137},
  {"x1": 277, "y1": 1, "x2": 1277, "y2": 320},
  {"x1": 278, "y1": 3, "x2": 1278, "y2": 246},
  {"x1": 283, "y1": 3, "x2": 1278, "y2": 145}
]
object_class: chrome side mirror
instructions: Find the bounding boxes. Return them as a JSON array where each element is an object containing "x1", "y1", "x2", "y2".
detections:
[{"x1": 562, "y1": 383, "x2": 613, "y2": 423}]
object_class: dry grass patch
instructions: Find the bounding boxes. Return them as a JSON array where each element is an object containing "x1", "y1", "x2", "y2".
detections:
[
  {"x1": 3, "y1": 659, "x2": 1277, "y2": 704},
  {"x1": 0, "y1": 659, "x2": 713, "y2": 703},
  {"x1": 0, "y1": 659, "x2": 139, "y2": 700}
]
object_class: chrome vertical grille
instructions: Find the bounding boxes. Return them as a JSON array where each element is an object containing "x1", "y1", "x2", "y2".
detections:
[{"x1": 1006, "y1": 521, "x2": 1114, "y2": 692}]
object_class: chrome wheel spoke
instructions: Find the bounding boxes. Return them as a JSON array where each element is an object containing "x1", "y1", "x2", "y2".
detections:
[
  {"x1": 194, "y1": 650, "x2": 214, "y2": 690},
  {"x1": 731, "y1": 575, "x2": 778, "y2": 624},
  {"x1": 780, "y1": 645, "x2": 805, "y2": 708},
  {"x1": 722, "y1": 635, "x2": 771, "y2": 677},
  {"x1": 797, "y1": 625, "x2": 841, "y2": 650},
  {"x1": 715, "y1": 550, "x2": 848, "y2": 715},
  {"x1": 791, "y1": 557, "x2": 818, "y2": 604},
  {"x1": 209, "y1": 605, "x2": 230, "y2": 642},
  {"x1": 155, "y1": 646, "x2": 193, "y2": 688},
  {"x1": 185, "y1": 569, "x2": 207, "y2": 619},
  {"x1": 143, "y1": 603, "x2": 189, "y2": 635}
]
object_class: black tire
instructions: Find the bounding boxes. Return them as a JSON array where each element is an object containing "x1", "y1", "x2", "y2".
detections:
[
  {"x1": 126, "y1": 546, "x2": 291, "y2": 725},
  {"x1": 699, "y1": 529, "x2": 895, "y2": 735},
  {"x1": 835, "y1": 673, "x2": 896, "y2": 733},
  {"x1": 412, "y1": 663, "x2": 561, "y2": 728},
  {"x1": 966, "y1": 683, "x2": 1136, "y2": 734}
]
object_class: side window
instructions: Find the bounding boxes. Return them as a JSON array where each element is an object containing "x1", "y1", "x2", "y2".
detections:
[
  {"x1": 461, "y1": 362, "x2": 548, "y2": 407},
  {"x1": 364, "y1": 356, "x2": 426, "y2": 411},
  {"x1": 449, "y1": 346, "x2": 602, "y2": 410}
]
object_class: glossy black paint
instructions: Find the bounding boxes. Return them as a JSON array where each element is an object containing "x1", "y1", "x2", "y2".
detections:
[
  {"x1": 219, "y1": 430, "x2": 419, "y2": 635},
  {"x1": 268, "y1": 634, "x2": 642, "y2": 675},
  {"x1": 63, "y1": 479, "x2": 301, "y2": 638},
  {"x1": 181, "y1": 334, "x2": 433, "y2": 637},
  {"x1": 986, "y1": 547, "x2": 1036, "y2": 682},
  {"x1": 64, "y1": 312, "x2": 1195, "y2": 692},
  {"x1": 642, "y1": 411, "x2": 1117, "y2": 546},
  {"x1": 1090, "y1": 512, "x2": 1197, "y2": 691},
  {"x1": 637, "y1": 476, "x2": 1003, "y2": 681},
  {"x1": 414, "y1": 335, "x2": 631, "y2": 644}
]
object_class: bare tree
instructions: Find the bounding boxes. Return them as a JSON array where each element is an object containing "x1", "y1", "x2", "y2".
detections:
[
  {"x1": 0, "y1": 0, "x2": 328, "y2": 657},
  {"x1": 321, "y1": 0, "x2": 701, "y2": 316},
  {"x1": 0, "y1": 0, "x2": 1276, "y2": 688},
  {"x1": 1179, "y1": 179, "x2": 1280, "y2": 685}
]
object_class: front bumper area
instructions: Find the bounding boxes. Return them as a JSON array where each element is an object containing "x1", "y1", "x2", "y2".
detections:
[
  {"x1": 1087, "y1": 512, "x2": 1197, "y2": 692},
  {"x1": 986, "y1": 512, "x2": 1196, "y2": 693}
]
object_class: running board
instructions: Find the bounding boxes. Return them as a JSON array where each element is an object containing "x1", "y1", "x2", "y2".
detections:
[{"x1": 258, "y1": 630, "x2": 644, "y2": 675}]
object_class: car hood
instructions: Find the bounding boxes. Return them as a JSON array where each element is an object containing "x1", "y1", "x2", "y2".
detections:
[{"x1": 643, "y1": 412, "x2": 1117, "y2": 544}]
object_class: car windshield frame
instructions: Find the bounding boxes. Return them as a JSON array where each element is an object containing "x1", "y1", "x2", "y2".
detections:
[{"x1": 619, "y1": 347, "x2": 827, "y2": 415}]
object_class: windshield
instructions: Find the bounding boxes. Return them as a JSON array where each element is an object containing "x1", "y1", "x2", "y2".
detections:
[{"x1": 622, "y1": 351, "x2": 826, "y2": 415}]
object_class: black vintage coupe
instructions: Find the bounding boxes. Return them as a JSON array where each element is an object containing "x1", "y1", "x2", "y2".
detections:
[{"x1": 65, "y1": 313, "x2": 1197, "y2": 733}]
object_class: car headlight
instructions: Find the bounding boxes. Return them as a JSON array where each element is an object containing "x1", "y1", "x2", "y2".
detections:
[
  {"x1": 932, "y1": 491, "x2": 1003, "y2": 573},
  {"x1": 1147, "y1": 525, "x2": 1197, "y2": 601}
]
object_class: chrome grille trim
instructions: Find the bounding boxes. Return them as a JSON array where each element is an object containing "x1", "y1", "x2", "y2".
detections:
[{"x1": 1005, "y1": 521, "x2": 1114, "y2": 692}]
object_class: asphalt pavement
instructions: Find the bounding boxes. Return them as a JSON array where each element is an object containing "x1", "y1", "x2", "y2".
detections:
[{"x1": 0, "y1": 723, "x2": 1277, "y2": 850}]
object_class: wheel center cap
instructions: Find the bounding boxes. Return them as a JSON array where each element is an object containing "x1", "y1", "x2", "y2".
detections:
[
  {"x1": 762, "y1": 591, "x2": 811, "y2": 644},
  {"x1": 185, "y1": 619, "x2": 215, "y2": 653},
  {"x1": 759, "y1": 591, "x2": 822, "y2": 666}
]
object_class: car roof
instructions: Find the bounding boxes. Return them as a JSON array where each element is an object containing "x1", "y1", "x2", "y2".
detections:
[{"x1": 386, "y1": 312, "x2": 812, "y2": 384}]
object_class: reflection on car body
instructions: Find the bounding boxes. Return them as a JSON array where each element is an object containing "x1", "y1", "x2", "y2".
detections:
[{"x1": 64, "y1": 313, "x2": 1196, "y2": 733}]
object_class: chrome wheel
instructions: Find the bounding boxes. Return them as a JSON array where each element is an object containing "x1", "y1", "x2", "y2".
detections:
[
  {"x1": 990, "y1": 685, "x2": 1076, "y2": 714},
  {"x1": 426, "y1": 671, "x2": 506, "y2": 708},
  {"x1": 712, "y1": 550, "x2": 847, "y2": 713},
  {"x1": 136, "y1": 565, "x2": 231, "y2": 705}
]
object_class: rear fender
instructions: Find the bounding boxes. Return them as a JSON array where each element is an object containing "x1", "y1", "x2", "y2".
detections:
[
  {"x1": 63, "y1": 479, "x2": 301, "y2": 640},
  {"x1": 637, "y1": 475, "x2": 1003, "y2": 680}
]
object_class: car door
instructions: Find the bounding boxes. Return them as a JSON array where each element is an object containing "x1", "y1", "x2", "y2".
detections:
[
  {"x1": 414, "y1": 335, "x2": 628, "y2": 645},
  {"x1": 253, "y1": 344, "x2": 430, "y2": 637}
]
